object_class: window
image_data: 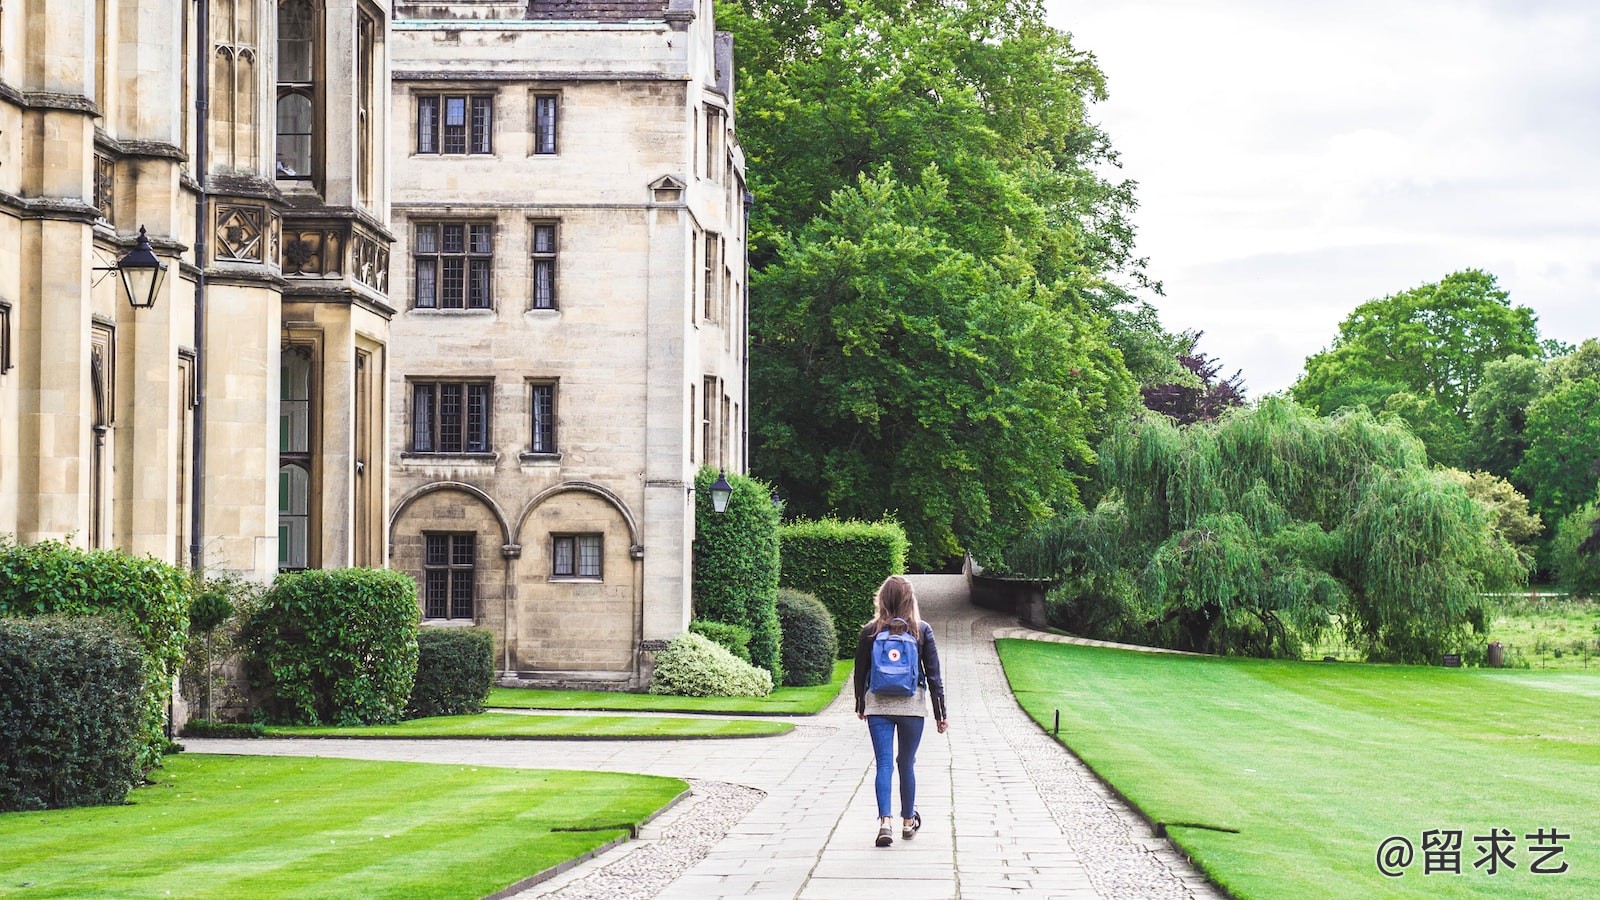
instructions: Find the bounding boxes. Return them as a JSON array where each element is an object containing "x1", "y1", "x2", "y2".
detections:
[
  {"x1": 704, "y1": 106, "x2": 725, "y2": 182},
  {"x1": 412, "y1": 381, "x2": 491, "y2": 453},
  {"x1": 278, "y1": 347, "x2": 314, "y2": 570},
  {"x1": 703, "y1": 233, "x2": 720, "y2": 320},
  {"x1": 424, "y1": 533, "x2": 475, "y2": 619},
  {"x1": 533, "y1": 94, "x2": 558, "y2": 154},
  {"x1": 703, "y1": 376, "x2": 718, "y2": 466},
  {"x1": 278, "y1": 464, "x2": 310, "y2": 570},
  {"x1": 530, "y1": 382, "x2": 556, "y2": 453},
  {"x1": 531, "y1": 222, "x2": 557, "y2": 309},
  {"x1": 356, "y1": 11, "x2": 376, "y2": 204},
  {"x1": 276, "y1": 0, "x2": 316, "y2": 180},
  {"x1": 0, "y1": 301, "x2": 11, "y2": 373},
  {"x1": 417, "y1": 94, "x2": 493, "y2": 155},
  {"x1": 414, "y1": 222, "x2": 493, "y2": 309},
  {"x1": 552, "y1": 534, "x2": 602, "y2": 579}
]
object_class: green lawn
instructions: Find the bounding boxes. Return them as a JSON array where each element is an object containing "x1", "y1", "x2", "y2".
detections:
[
  {"x1": 263, "y1": 712, "x2": 791, "y2": 739},
  {"x1": 0, "y1": 754, "x2": 684, "y2": 899},
  {"x1": 488, "y1": 660, "x2": 852, "y2": 715},
  {"x1": 998, "y1": 638, "x2": 1600, "y2": 899}
]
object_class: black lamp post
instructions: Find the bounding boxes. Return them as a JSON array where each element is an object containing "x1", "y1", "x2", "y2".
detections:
[
  {"x1": 111, "y1": 226, "x2": 169, "y2": 310},
  {"x1": 709, "y1": 470, "x2": 733, "y2": 514}
]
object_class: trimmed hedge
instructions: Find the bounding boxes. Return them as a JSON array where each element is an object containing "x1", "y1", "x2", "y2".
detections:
[
  {"x1": 408, "y1": 627, "x2": 495, "y2": 718},
  {"x1": 180, "y1": 719, "x2": 267, "y2": 739},
  {"x1": 0, "y1": 617, "x2": 145, "y2": 811},
  {"x1": 693, "y1": 467, "x2": 783, "y2": 683},
  {"x1": 0, "y1": 538, "x2": 191, "y2": 771},
  {"x1": 689, "y1": 619, "x2": 753, "y2": 661},
  {"x1": 243, "y1": 568, "x2": 420, "y2": 726},
  {"x1": 777, "y1": 589, "x2": 837, "y2": 686},
  {"x1": 779, "y1": 518, "x2": 910, "y2": 657},
  {"x1": 648, "y1": 632, "x2": 773, "y2": 697}
]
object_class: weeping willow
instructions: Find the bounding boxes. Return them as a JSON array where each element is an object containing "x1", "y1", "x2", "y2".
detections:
[{"x1": 1002, "y1": 397, "x2": 1526, "y2": 661}]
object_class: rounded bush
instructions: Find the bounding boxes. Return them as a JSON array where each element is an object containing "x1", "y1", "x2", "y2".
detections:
[
  {"x1": 777, "y1": 589, "x2": 837, "y2": 686},
  {"x1": 243, "y1": 568, "x2": 420, "y2": 726},
  {"x1": 689, "y1": 619, "x2": 753, "y2": 661},
  {"x1": 0, "y1": 617, "x2": 145, "y2": 811},
  {"x1": 408, "y1": 627, "x2": 495, "y2": 718},
  {"x1": 648, "y1": 632, "x2": 773, "y2": 697}
]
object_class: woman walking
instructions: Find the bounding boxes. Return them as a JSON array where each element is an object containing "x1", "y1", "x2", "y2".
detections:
[{"x1": 854, "y1": 575, "x2": 948, "y2": 847}]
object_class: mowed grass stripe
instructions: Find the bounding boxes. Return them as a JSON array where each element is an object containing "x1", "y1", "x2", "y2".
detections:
[
  {"x1": 0, "y1": 755, "x2": 684, "y2": 899},
  {"x1": 997, "y1": 639, "x2": 1600, "y2": 899},
  {"x1": 262, "y1": 712, "x2": 793, "y2": 739}
]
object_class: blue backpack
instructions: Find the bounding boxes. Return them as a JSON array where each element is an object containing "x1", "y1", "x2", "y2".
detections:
[{"x1": 869, "y1": 619, "x2": 921, "y2": 697}]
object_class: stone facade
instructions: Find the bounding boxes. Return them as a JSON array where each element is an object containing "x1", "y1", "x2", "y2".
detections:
[
  {"x1": 389, "y1": 0, "x2": 748, "y2": 685},
  {"x1": 0, "y1": 0, "x2": 394, "y2": 578}
]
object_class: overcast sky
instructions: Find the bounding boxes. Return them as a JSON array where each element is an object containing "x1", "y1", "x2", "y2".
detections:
[{"x1": 1047, "y1": 0, "x2": 1600, "y2": 396}]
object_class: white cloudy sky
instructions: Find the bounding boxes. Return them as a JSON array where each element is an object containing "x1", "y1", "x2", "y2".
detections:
[{"x1": 1046, "y1": 0, "x2": 1600, "y2": 396}]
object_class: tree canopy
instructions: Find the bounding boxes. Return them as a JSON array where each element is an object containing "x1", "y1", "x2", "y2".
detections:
[
  {"x1": 1293, "y1": 270, "x2": 1542, "y2": 420},
  {"x1": 999, "y1": 399, "x2": 1526, "y2": 662},
  {"x1": 728, "y1": 0, "x2": 1172, "y2": 564},
  {"x1": 1140, "y1": 333, "x2": 1246, "y2": 425}
]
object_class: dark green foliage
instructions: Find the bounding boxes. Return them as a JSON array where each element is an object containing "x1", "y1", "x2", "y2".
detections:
[
  {"x1": 188, "y1": 584, "x2": 234, "y2": 634},
  {"x1": 242, "y1": 568, "x2": 420, "y2": 726},
  {"x1": 180, "y1": 719, "x2": 267, "y2": 738},
  {"x1": 1516, "y1": 377, "x2": 1600, "y2": 527},
  {"x1": 779, "y1": 518, "x2": 909, "y2": 656},
  {"x1": 1002, "y1": 399, "x2": 1526, "y2": 662},
  {"x1": 0, "y1": 538, "x2": 190, "y2": 771},
  {"x1": 1465, "y1": 354, "x2": 1545, "y2": 479},
  {"x1": 407, "y1": 628, "x2": 494, "y2": 719},
  {"x1": 776, "y1": 589, "x2": 838, "y2": 686},
  {"x1": 692, "y1": 468, "x2": 783, "y2": 683},
  {"x1": 690, "y1": 619, "x2": 753, "y2": 661},
  {"x1": 0, "y1": 617, "x2": 145, "y2": 811},
  {"x1": 1551, "y1": 501, "x2": 1600, "y2": 598},
  {"x1": 648, "y1": 633, "x2": 773, "y2": 697}
]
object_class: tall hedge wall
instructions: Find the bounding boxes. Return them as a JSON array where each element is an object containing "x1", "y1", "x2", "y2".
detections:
[
  {"x1": 692, "y1": 467, "x2": 783, "y2": 684},
  {"x1": 0, "y1": 538, "x2": 190, "y2": 771},
  {"x1": 243, "y1": 568, "x2": 420, "y2": 726},
  {"x1": 0, "y1": 618, "x2": 145, "y2": 811},
  {"x1": 778, "y1": 518, "x2": 909, "y2": 657}
]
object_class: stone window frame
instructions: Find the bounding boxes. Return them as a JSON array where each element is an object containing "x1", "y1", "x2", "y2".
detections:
[
  {"x1": 530, "y1": 220, "x2": 558, "y2": 310},
  {"x1": 528, "y1": 379, "x2": 557, "y2": 455},
  {"x1": 412, "y1": 221, "x2": 494, "y2": 310},
  {"x1": 551, "y1": 533, "x2": 603, "y2": 580},
  {"x1": 532, "y1": 92, "x2": 560, "y2": 155},
  {"x1": 409, "y1": 379, "x2": 493, "y2": 455},
  {"x1": 0, "y1": 300, "x2": 12, "y2": 374},
  {"x1": 422, "y1": 531, "x2": 476, "y2": 620},
  {"x1": 416, "y1": 92, "x2": 494, "y2": 155}
]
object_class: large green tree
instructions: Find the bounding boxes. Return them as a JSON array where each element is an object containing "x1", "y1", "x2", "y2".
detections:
[
  {"x1": 1516, "y1": 377, "x2": 1600, "y2": 526},
  {"x1": 728, "y1": 0, "x2": 1168, "y2": 562},
  {"x1": 1000, "y1": 399, "x2": 1526, "y2": 662},
  {"x1": 1293, "y1": 270, "x2": 1542, "y2": 420},
  {"x1": 752, "y1": 169, "x2": 1133, "y2": 567}
]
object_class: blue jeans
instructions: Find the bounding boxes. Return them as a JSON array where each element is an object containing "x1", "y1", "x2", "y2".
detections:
[{"x1": 867, "y1": 715, "x2": 925, "y2": 819}]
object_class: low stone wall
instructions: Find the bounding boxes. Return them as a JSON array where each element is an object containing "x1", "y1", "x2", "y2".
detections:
[{"x1": 963, "y1": 555, "x2": 1050, "y2": 628}]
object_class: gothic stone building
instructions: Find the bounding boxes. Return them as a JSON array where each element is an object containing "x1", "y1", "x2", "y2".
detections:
[
  {"x1": 388, "y1": 0, "x2": 748, "y2": 686},
  {"x1": 0, "y1": 0, "x2": 394, "y2": 577}
]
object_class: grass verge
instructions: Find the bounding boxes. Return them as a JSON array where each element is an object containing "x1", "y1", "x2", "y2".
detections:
[
  {"x1": 0, "y1": 754, "x2": 684, "y2": 899},
  {"x1": 262, "y1": 712, "x2": 792, "y2": 739},
  {"x1": 998, "y1": 638, "x2": 1600, "y2": 899},
  {"x1": 488, "y1": 660, "x2": 852, "y2": 715}
]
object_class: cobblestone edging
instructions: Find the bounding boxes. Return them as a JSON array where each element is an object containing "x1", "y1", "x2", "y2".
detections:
[
  {"x1": 974, "y1": 614, "x2": 1226, "y2": 899},
  {"x1": 516, "y1": 779, "x2": 765, "y2": 899}
]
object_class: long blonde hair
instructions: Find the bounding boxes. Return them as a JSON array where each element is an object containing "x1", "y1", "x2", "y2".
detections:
[{"x1": 869, "y1": 575, "x2": 921, "y2": 636}]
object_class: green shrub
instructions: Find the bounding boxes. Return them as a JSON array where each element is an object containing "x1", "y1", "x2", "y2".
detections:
[
  {"x1": 242, "y1": 568, "x2": 420, "y2": 726},
  {"x1": 0, "y1": 617, "x2": 145, "y2": 811},
  {"x1": 689, "y1": 619, "x2": 753, "y2": 661},
  {"x1": 693, "y1": 468, "x2": 783, "y2": 683},
  {"x1": 408, "y1": 628, "x2": 495, "y2": 718},
  {"x1": 779, "y1": 519, "x2": 909, "y2": 656},
  {"x1": 180, "y1": 719, "x2": 266, "y2": 739},
  {"x1": 648, "y1": 632, "x2": 773, "y2": 697},
  {"x1": 777, "y1": 589, "x2": 837, "y2": 686},
  {"x1": 0, "y1": 538, "x2": 191, "y2": 771}
]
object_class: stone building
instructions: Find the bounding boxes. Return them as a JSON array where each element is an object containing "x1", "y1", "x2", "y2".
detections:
[
  {"x1": 0, "y1": 0, "x2": 394, "y2": 577},
  {"x1": 387, "y1": 0, "x2": 748, "y2": 686}
]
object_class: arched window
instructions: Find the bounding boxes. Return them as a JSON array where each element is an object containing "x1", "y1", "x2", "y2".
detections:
[{"x1": 276, "y1": 0, "x2": 317, "y2": 180}]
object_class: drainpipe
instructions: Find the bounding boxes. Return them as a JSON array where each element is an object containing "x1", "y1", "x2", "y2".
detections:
[{"x1": 188, "y1": 0, "x2": 209, "y2": 574}]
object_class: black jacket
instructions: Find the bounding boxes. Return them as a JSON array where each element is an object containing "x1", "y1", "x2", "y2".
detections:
[{"x1": 853, "y1": 620, "x2": 948, "y2": 721}]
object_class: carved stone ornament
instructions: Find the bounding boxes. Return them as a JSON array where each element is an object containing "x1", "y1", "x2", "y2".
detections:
[
  {"x1": 215, "y1": 203, "x2": 265, "y2": 262},
  {"x1": 94, "y1": 154, "x2": 115, "y2": 222}
]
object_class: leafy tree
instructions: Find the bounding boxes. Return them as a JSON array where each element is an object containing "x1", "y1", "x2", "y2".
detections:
[
  {"x1": 752, "y1": 169, "x2": 1134, "y2": 567},
  {"x1": 1294, "y1": 270, "x2": 1542, "y2": 419},
  {"x1": 1464, "y1": 354, "x2": 1545, "y2": 480},
  {"x1": 1550, "y1": 500, "x2": 1600, "y2": 598},
  {"x1": 1140, "y1": 333, "x2": 1246, "y2": 425},
  {"x1": 1379, "y1": 392, "x2": 1467, "y2": 468},
  {"x1": 1000, "y1": 399, "x2": 1525, "y2": 662},
  {"x1": 1443, "y1": 469, "x2": 1544, "y2": 568},
  {"x1": 1516, "y1": 377, "x2": 1600, "y2": 526}
]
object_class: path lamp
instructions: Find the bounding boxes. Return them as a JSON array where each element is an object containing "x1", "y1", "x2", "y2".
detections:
[
  {"x1": 97, "y1": 225, "x2": 169, "y2": 310},
  {"x1": 710, "y1": 470, "x2": 733, "y2": 513}
]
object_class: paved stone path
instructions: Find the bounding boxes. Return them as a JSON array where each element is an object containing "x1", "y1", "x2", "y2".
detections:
[{"x1": 188, "y1": 575, "x2": 1222, "y2": 899}]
